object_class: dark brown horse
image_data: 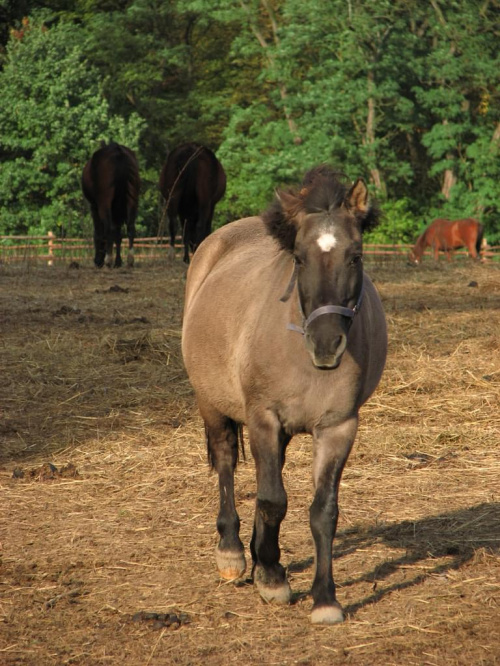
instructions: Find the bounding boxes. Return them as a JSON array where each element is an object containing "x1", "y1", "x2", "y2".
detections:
[
  {"x1": 159, "y1": 143, "x2": 226, "y2": 263},
  {"x1": 182, "y1": 167, "x2": 387, "y2": 624},
  {"x1": 82, "y1": 142, "x2": 140, "y2": 268},
  {"x1": 409, "y1": 218, "x2": 484, "y2": 264}
]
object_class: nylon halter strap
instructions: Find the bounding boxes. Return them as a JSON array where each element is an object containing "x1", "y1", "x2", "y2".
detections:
[{"x1": 279, "y1": 260, "x2": 364, "y2": 335}]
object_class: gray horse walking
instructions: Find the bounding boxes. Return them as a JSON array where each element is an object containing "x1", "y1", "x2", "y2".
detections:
[{"x1": 182, "y1": 166, "x2": 387, "y2": 624}]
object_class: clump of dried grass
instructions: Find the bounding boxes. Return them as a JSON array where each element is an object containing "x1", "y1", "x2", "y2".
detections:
[{"x1": 0, "y1": 258, "x2": 499, "y2": 665}]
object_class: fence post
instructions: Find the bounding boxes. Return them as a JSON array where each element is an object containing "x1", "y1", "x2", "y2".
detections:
[{"x1": 47, "y1": 231, "x2": 55, "y2": 266}]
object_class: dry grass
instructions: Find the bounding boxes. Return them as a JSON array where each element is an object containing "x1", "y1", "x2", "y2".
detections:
[{"x1": 0, "y1": 256, "x2": 499, "y2": 665}]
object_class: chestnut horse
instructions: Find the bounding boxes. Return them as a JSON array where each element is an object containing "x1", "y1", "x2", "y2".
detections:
[
  {"x1": 409, "y1": 218, "x2": 484, "y2": 264},
  {"x1": 159, "y1": 143, "x2": 226, "y2": 263},
  {"x1": 182, "y1": 167, "x2": 387, "y2": 624},
  {"x1": 82, "y1": 142, "x2": 140, "y2": 268}
]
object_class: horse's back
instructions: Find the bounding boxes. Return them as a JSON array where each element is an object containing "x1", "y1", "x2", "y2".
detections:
[
  {"x1": 184, "y1": 216, "x2": 270, "y2": 309},
  {"x1": 160, "y1": 143, "x2": 225, "y2": 205}
]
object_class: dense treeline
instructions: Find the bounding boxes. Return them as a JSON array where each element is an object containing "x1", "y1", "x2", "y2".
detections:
[{"x1": 0, "y1": 0, "x2": 499, "y2": 243}]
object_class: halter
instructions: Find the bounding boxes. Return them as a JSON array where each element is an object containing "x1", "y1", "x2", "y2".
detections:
[{"x1": 279, "y1": 260, "x2": 364, "y2": 335}]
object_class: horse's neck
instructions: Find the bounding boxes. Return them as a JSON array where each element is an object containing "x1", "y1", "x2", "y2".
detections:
[{"x1": 413, "y1": 232, "x2": 427, "y2": 259}]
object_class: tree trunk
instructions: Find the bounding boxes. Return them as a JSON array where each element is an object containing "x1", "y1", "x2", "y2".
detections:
[
  {"x1": 240, "y1": 0, "x2": 302, "y2": 144},
  {"x1": 441, "y1": 166, "x2": 456, "y2": 200},
  {"x1": 440, "y1": 120, "x2": 456, "y2": 199},
  {"x1": 366, "y1": 71, "x2": 384, "y2": 193}
]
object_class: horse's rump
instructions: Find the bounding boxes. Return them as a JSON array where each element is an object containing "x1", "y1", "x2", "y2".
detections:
[
  {"x1": 82, "y1": 142, "x2": 140, "y2": 268},
  {"x1": 159, "y1": 142, "x2": 226, "y2": 262}
]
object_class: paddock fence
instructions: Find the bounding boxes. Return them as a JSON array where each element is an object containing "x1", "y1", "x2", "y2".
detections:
[{"x1": 1, "y1": 233, "x2": 499, "y2": 265}]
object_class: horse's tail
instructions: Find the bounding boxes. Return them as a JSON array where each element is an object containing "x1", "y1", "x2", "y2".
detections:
[
  {"x1": 112, "y1": 147, "x2": 139, "y2": 228},
  {"x1": 475, "y1": 222, "x2": 484, "y2": 257}
]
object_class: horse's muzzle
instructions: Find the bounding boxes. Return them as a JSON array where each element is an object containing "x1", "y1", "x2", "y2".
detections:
[{"x1": 306, "y1": 332, "x2": 347, "y2": 370}]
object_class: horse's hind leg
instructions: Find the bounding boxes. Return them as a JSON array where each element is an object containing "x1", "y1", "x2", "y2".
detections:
[
  {"x1": 114, "y1": 230, "x2": 123, "y2": 268},
  {"x1": 248, "y1": 410, "x2": 291, "y2": 604},
  {"x1": 126, "y1": 215, "x2": 136, "y2": 267},
  {"x1": 168, "y1": 213, "x2": 177, "y2": 260},
  {"x1": 468, "y1": 240, "x2": 478, "y2": 260},
  {"x1": 92, "y1": 207, "x2": 106, "y2": 268},
  {"x1": 202, "y1": 404, "x2": 246, "y2": 579}
]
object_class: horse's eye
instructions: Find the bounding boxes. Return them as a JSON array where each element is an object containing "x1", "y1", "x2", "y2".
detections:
[
  {"x1": 350, "y1": 255, "x2": 363, "y2": 266},
  {"x1": 294, "y1": 255, "x2": 305, "y2": 266}
]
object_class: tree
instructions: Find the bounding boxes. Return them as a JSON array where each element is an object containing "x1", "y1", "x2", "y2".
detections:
[
  {"x1": 0, "y1": 12, "x2": 144, "y2": 236},
  {"x1": 409, "y1": 0, "x2": 500, "y2": 240},
  {"x1": 215, "y1": 0, "x2": 419, "y2": 221},
  {"x1": 1, "y1": 1, "x2": 499, "y2": 243}
]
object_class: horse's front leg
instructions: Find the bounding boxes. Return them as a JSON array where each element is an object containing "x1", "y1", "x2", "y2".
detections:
[
  {"x1": 201, "y1": 403, "x2": 246, "y2": 580},
  {"x1": 309, "y1": 416, "x2": 358, "y2": 624},
  {"x1": 249, "y1": 410, "x2": 291, "y2": 603}
]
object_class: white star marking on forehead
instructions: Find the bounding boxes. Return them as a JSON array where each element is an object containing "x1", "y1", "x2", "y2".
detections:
[{"x1": 317, "y1": 232, "x2": 337, "y2": 252}]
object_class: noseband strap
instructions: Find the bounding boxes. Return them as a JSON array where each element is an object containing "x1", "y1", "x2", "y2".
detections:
[{"x1": 280, "y1": 261, "x2": 364, "y2": 336}]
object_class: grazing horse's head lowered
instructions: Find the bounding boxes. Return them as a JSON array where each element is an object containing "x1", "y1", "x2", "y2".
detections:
[
  {"x1": 181, "y1": 165, "x2": 387, "y2": 625},
  {"x1": 265, "y1": 168, "x2": 378, "y2": 369}
]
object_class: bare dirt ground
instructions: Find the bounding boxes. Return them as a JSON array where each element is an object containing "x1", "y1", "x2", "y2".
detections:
[{"x1": 1, "y1": 255, "x2": 499, "y2": 666}]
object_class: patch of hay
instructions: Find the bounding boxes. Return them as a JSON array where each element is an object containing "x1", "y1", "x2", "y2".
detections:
[{"x1": 0, "y1": 259, "x2": 499, "y2": 665}]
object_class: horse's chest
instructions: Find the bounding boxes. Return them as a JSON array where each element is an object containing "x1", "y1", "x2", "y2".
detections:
[{"x1": 245, "y1": 358, "x2": 361, "y2": 433}]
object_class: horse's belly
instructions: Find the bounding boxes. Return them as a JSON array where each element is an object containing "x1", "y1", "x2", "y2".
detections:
[{"x1": 182, "y1": 307, "x2": 248, "y2": 422}]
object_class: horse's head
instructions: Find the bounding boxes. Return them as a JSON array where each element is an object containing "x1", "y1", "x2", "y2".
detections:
[
  {"x1": 264, "y1": 166, "x2": 379, "y2": 369},
  {"x1": 408, "y1": 248, "x2": 419, "y2": 265}
]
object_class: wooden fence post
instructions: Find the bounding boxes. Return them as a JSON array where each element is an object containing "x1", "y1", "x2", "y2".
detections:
[{"x1": 47, "y1": 231, "x2": 55, "y2": 266}]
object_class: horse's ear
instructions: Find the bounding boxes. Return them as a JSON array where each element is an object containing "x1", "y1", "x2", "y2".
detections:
[
  {"x1": 276, "y1": 189, "x2": 306, "y2": 227},
  {"x1": 345, "y1": 178, "x2": 380, "y2": 231},
  {"x1": 346, "y1": 179, "x2": 369, "y2": 213}
]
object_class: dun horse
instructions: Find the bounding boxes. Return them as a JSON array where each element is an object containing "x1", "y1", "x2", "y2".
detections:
[
  {"x1": 82, "y1": 142, "x2": 140, "y2": 268},
  {"x1": 182, "y1": 167, "x2": 387, "y2": 624},
  {"x1": 409, "y1": 218, "x2": 484, "y2": 264},
  {"x1": 159, "y1": 143, "x2": 226, "y2": 263}
]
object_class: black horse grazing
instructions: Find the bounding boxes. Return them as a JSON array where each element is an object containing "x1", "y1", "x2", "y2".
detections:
[
  {"x1": 182, "y1": 166, "x2": 387, "y2": 623},
  {"x1": 159, "y1": 143, "x2": 226, "y2": 263},
  {"x1": 82, "y1": 142, "x2": 140, "y2": 268}
]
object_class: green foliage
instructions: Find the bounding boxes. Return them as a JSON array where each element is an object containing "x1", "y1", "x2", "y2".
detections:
[
  {"x1": 1, "y1": 0, "x2": 500, "y2": 245},
  {"x1": 365, "y1": 198, "x2": 419, "y2": 246},
  {"x1": 0, "y1": 12, "x2": 144, "y2": 236}
]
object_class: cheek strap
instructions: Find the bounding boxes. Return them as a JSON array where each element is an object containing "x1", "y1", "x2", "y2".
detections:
[{"x1": 279, "y1": 260, "x2": 364, "y2": 335}]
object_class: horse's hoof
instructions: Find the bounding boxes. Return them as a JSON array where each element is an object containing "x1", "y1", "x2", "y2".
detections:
[
  {"x1": 254, "y1": 564, "x2": 291, "y2": 604},
  {"x1": 216, "y1": 548, "x2": 246, "y2": 580},
  {"x1": 310, "y1": 603, "x2": 344, "y2": 624}
]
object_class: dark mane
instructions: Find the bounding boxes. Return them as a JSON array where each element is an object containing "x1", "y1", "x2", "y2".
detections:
[
  {"x1": 262, "y1": 197, "x2": 298, "y2": 253},
  {"x1": 263, "y1": 165, "x2": 379, "y2": 253},
  {"x1": 301, "y1": 166, "x2": 349, "y2": 213}
]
